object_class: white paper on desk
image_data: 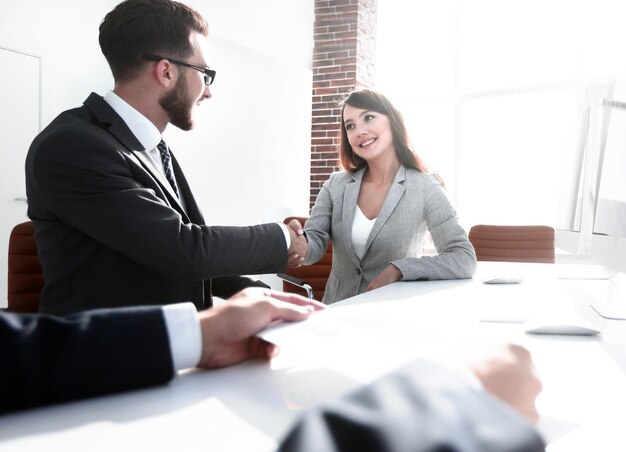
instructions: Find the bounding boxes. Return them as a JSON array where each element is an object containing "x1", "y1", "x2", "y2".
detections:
[
  {"x1": 257, "y1": 300, "x2": 445, "y2": 382},
  {"x1": 259, "y1": 298, "x2": 441, "y2": 348},
  {"x1": 477, "y1": 281, "x2": 585, "y2": 323},
  {"x1": 259, "y1": 308, "x2": 347, "y2": 344}
]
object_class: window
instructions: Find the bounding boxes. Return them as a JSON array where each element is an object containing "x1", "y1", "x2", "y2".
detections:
[{"x1": 376, "y1": 0, "x2": 626, "y2": 230}]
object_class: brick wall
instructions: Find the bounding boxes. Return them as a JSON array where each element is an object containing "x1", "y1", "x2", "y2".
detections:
[{"x1": 310, "y1": 0, "x2": 377, "y2": 209}]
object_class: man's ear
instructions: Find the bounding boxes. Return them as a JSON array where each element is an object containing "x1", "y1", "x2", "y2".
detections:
[{"x1": 153, "y1": 59, "x2": 177, "y2": 88}]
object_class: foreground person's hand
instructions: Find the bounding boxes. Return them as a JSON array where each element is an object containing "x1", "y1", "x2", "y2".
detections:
[{"x1": 197, "y1": 288, "x2": 325, "y2": 368}]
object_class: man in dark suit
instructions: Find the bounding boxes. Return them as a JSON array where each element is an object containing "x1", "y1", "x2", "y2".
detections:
[
  {"x1": 25, "y1": 0, "x2": 307, "y2": 315},
  {"x1": 0, "y1": 288, "x2": 544, "y2": 451}
]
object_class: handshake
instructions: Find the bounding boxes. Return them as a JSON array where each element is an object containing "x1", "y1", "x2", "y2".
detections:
[{"x1": 286, "y1": 218, "x2": 307, "y2": 268}]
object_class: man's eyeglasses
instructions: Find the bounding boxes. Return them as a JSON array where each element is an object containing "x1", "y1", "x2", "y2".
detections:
[{"x1": 143, "y1": 55, "x2": 216, "y2": 86}]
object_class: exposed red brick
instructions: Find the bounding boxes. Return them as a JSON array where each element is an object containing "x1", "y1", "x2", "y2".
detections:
[
  {"x1": 312, "y1": 122, "x2": 341, "y2": 131},
  {"x1": 311, "y1": 138, "x2": 335, "y2": 145},
  {"x1": 309, "y1": 0, "x2": 376, "y2": 210}
]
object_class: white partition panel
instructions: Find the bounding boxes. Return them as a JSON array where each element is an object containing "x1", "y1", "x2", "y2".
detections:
[{"x1": 0, "y1": 47, "x2": 40, "y2": 307}]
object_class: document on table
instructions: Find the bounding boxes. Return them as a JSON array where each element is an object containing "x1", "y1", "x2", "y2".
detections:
[
  {"x1": 259, "y1": 295, "x2": 452, "y2": 349},
  {"x1": 477, "y1": 279, "x2": 602, "y2": 324},
  {"x1": 257, "y1": 299, "x2": 452, "y2": 382}
]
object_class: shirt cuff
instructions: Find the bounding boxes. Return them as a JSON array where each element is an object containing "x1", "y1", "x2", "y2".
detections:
[
  {"x1": 278, "y1": 223, "x2": 291, "y2": 249},
  {"x1": 162, "y1": 302, "x2": 202, "y2": 371}
]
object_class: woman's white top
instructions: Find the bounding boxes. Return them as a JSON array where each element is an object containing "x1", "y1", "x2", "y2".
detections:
[{"x1": 351, "y1": 206, "x2": 377, "y2": 260}]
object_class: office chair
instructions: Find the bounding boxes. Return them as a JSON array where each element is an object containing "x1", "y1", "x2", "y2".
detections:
[
  {"x1": 277, "y1": 216, "x2": 332, "y2": 300},
  {"x1": 468, "y1": 224, "x2": 555, "y2": 263},
  {"x1": 8, "y1": 220, "x2": 44, "y2": 312}
]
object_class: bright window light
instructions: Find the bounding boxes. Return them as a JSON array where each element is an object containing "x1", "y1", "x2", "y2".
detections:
[{"x1": 376, "y1": 0, "x2": 626, "y2": 230}]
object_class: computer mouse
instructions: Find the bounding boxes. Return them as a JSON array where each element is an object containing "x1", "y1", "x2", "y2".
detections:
[
  {"x1": 483, "y1": 277, "x2": 524, "y2": 284},
  {"x1": 523, "y1": 318, "x2": 602, "y2": 336}
]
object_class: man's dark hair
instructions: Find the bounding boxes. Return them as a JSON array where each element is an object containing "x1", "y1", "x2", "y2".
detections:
[{"x1": 99, "y1": 0, "x2": 208, "y2": 82}]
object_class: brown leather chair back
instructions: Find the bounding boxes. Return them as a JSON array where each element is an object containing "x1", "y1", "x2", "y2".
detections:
[
  {"x1": 8, "y1": 221, "x2": 44, "y2": 312},
  {"x1": 281, "y1": 216, "x2": 332, "y2": 300},
  {"x1": 468, "y1": 224, "x2": 555, "y2": 264}
]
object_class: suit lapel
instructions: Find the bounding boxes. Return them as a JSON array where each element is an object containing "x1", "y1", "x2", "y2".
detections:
[
  {"x1": 129, "y1": 148, "x2": 187, "y2": 214},
  {"x1": 86, "y1": 93, "x2": 144, "y2": 151},
  {"x1": 363, "y1": 166, "x2": 406, "y2": 255},
  {"x1": 342, "y1": 169, "x2": 364, "y2": 266},
  {"x1": 84, "y1": 93, "x2": 188, "y2": 217},
  {"x1": 170, "y1": 152, "x2": 204, "y2": 224}
]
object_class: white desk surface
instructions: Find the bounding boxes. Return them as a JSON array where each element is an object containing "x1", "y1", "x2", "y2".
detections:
[{"x1": 2, "y1": 261, "x2": 626, "y2": 451}]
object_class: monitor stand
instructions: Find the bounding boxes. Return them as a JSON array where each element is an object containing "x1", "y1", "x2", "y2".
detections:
[
  {"x1": 591, "y1": 302, "x2": 626, "y2": 320},
  {"x1": 590, "y1": 273, "x2": 626, "y2": 320}
]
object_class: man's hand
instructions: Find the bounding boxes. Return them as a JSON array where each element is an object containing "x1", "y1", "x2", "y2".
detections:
[
  {"x1": 366, "y1": 264, "x2": 402, "y2": 291},
  {"x1": 197, "y1": 288, "x2": 325, "y2": 369},
  {"x1": 287, "y1": 219, "x2": 307, "y2": 267},
  {"x1": 469, "y1": 344, "x2": 543, "y2": 423}
]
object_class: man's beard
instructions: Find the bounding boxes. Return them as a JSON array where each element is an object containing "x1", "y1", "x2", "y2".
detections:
[{"x1": 160, "y1": 76, "x2": 195, "y2": 131}]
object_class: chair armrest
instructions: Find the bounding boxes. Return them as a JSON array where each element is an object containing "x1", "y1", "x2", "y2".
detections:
[{"x1": 277, "y1": 273, "x2": 314, "y2": 299}]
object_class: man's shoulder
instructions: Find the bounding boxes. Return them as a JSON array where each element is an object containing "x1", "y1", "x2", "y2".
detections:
[
  {"x1": 39, "y1": 93, "x2": 108, "y2": 133},
  {"x1": 33, "y1": 98, "x2": 111, "y2": 145},
  {"x1": 27, "y1": 108, "x2": 122, "y2": 171},
  {"x1": 30, "y1": 114, "x2": 103, "y2": 153}
]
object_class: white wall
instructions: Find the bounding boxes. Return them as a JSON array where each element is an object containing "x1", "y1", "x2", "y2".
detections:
[
  {"x1": 0, "y1": 48, "x2": 40, "y2": 305},
  {"x1": 0, "y1": 0, "x2": 313, "y2": 306}
]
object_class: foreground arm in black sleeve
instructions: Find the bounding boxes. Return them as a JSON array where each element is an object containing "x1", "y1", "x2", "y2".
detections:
[
  {"x1": 279, "y1": 358, "x2": 545, "y2": 452},
  {"x1": 0, "y1": 288, "x2": 322, "y2": 414},
  {"x1": 0, "y1": 307, "x2": 174, "y2": 413}
]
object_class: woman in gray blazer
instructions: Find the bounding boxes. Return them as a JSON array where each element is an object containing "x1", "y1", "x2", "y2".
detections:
[{"x1": 303, "y1": 90, "x2": 476, "y2": 304}]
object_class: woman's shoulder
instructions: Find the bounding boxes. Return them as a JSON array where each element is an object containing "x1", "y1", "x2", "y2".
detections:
[
  {"x1": 404, "y1": 168, "x2": 442, "y2": 187},
  {"x1": 323, "y1": 169, "x2": 357, "y2": 187}
]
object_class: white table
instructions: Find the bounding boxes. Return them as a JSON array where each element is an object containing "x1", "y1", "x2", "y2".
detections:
[{"x1": 1, "y1": 261, "x2": 626, "y2": 451}]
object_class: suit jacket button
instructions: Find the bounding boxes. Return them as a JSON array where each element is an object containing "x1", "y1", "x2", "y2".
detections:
[{"x1": 356, "y1": 268, "x2": 361, "y2": 276}]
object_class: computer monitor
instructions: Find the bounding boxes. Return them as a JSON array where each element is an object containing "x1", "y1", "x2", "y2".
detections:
[
  {"x1": 594, "y1": 99, "x2": 626, "y2": 239},
  {"x1": 555, "y1": 89, "x2": 601, "y2": 260},
  {"x1": 556, "y1": 82, "x2": 626, "y2": 319},
  {"x1": 555, "y1": 107, "x2": 588, "y2": 237},
  {"x1": 556, "y1": 82, "x2": 626, "y2": 274}
]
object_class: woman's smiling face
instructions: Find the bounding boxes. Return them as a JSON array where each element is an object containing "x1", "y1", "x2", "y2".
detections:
[{"x1": 342, "y1": 104, "x2": 395, "y2": 163}]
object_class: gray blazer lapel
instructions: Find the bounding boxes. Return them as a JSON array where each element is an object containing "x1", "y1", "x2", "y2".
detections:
[
  {"x1": 342, "y1": 169, "x2": 365, "y2": 265},
  {"x1": 364, "y1": 166, "x2": 406, "y2": 253}
]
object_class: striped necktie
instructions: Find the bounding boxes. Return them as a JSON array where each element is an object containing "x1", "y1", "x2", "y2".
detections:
[{"x1": 157, "y1": 140, "x2": 180, "y2": 198}]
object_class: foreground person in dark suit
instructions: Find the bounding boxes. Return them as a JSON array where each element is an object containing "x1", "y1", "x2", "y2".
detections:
[
  {"x1": 279, "y1": 344, "x2": 545, "y2": 452},
  {"x1": 25, "y1": 0, "x2": 307, "y2": 315},
  {"x1": 1, "y1": 288, "x2": 544, "y2": 451},
  {"x1": 1, "y1": 288, "x2": 322, "y2": 413}
]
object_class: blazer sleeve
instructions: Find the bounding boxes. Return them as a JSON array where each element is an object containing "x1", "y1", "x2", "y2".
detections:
[
  {"x1": 27, "y1": 126, "x2": 288, "y2": 281},
  {"x1": 392, "y1": 175, "x2": 477, "y2": 281},
  {"x1": 303, "y1": 173, "x2": 335, "y2": 265},
  {"x1": 0, "y1": 307, "x2": 175, "y2": 413},
  {"x1": 278, "y1": 360, "x2": 545, "y2": 452}
]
